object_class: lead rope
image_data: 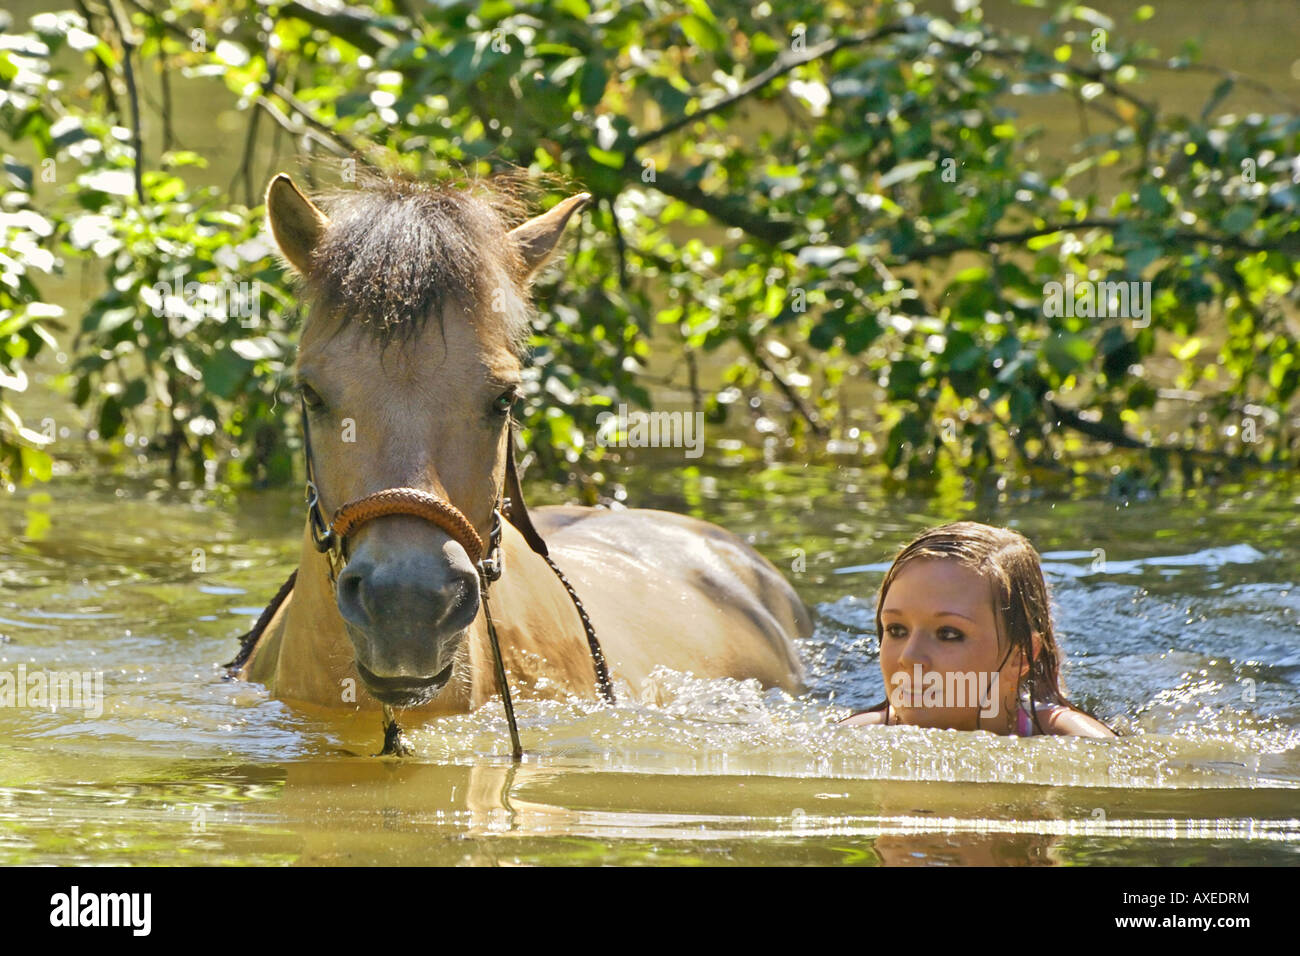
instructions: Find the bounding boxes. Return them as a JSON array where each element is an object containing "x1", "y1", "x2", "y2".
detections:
[
  {"x1": 472, "y1": 516, "x2": 614, "y2": 760},
  {"x1": 475, "y1": 509, "x2": 523, "y2": 761},
  {"x1": 377, "y1": 509, "x2": 523, "y2": 760},
  {"x1": 541, "y1": 553, "x2": 614, "y2": 702},
  {"x1": 480, "y1": 572, "x2": 523, "y2": 760}
]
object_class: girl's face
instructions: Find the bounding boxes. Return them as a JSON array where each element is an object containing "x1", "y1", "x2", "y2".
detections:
[{"x1": 878, "y1": 559, "x2": 1027, "y2": 732}]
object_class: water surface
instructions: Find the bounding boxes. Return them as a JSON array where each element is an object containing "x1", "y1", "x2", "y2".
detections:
[{"x1": 1, "y1": 465, "x2": 1296, "y2": 865}]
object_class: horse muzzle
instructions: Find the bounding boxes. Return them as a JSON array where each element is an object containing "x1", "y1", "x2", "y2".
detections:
[
  {"x1": 355, "y1": 659, "x2": 456, "y2": 707},
  {"x1": 334, "y1": 534, "x2": 482, "y2": 705}
]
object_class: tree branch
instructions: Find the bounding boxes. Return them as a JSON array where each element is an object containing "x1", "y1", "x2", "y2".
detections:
[
  {"x1": 738, "y1": 334, "x2": 828, "y2": 437},
  {"x1": 252, "y1": 95, "x2": 349, "y2": 159},
  {"x1": 1046, "y1": 399, "x2": 1145, "y2": 449},
  {"x1": 617, "y1": 154, "x2": 796, "y2": 243},
  {"x1": 633, "y1": 22, "x2": 912, "y2": 150},
  {"x1": 74, "y1": 0, "x2": 120, "y2": 118},
  {"x1": 104, "y1": 0, "x2": 145, "y2": 203},
  {"x1": 270, "y1": 83, "x2": 374, "y2": 161},
  {"x1": 894, "y1": 218, "x2": 1300, "y2": 263},
  {"x1": 278, "y1": 1, "x2": 401, "y2": 56},
  {"x1": 1132, "y1": 57, "x2": 1300, "y2": 112}
]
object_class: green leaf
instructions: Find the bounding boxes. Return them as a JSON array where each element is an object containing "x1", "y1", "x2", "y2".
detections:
[
  {"x1": 678, "y1": 16, "x2": 722, "y2": 53},
  {"x1": 1219, "y1": 205, "x2": 1256, "y2": 235},
  {"x1": 1201, "y1": 78, "x2": 1234, "y2": 121},
  {"x1": 161, "y1": 150, "x2": 207, "y2": 169},
  {"x1": 20, "y1": 445, "x2": 52, "y2": 483},
  {"x1": 552, "y1": 0, "x2": 592, "y2": 18},
  {"x1": 98, "y1": 395, "x2": 124, "y2": 437},
  {"x1": 952, "y1": 266, "x2": 989, "y2": 283},
  {"x1": 887, "y1": 360, "x2": 922, "y2": 396},
  {"x1": 1124, "y1": 242, "x2": 1161, "y2": 275},
  {"x1": 579, "y1": 60, "x2": 607, "y2": 107},
  {"x1": 588, "y1": 146, "x2": 625, "y2": 169},
  {"x1": 1043, "y1": 332, "x2": 1094, "y2": 375},
  {"x1": 877, "y1": 160, "x2": 936, "y2": 189},
  {"x1": 1136, "y1": 183, "x2": 1169, "y2": 215},
  {"x1": 122, "y1": 377, "x2": 148, "y2": 407},
  {"x1": 1026, "y1": 231, "x2": 1064, "y2": 251},
  {"x1": 684, "y1": 0, "x2": 718, "y2": 23},
  {"x1": 201, "y1": 351, "x2": 252, "y2": 399},
  {"x1": 844, "y1": 316, "x2": 881, "y2": 354}
]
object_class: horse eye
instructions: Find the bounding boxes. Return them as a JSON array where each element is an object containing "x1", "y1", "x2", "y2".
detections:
[
  {"x1": 299, "y1": 383, "x2": 325, "y2": 411},
  {"x1": 492, "y1": 389, "x2": 518, "y2": 416}
]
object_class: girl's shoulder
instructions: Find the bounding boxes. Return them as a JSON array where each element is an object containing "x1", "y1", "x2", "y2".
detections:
[
  {"x1": 1033, "y1": 702, "x2": 1116, "y2": 738},
  {"x1": 840, "y1": 708, "x2": 888, "y2": 727}
]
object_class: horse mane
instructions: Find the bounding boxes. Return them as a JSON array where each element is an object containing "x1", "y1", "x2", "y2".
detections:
[{"x1": 300, "y1": 165, "x2": 560, "y2": 354}]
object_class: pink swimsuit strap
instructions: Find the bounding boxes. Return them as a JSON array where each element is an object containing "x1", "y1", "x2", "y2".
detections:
[
  {"x1": 1016, "y1": 704, "x2": 1034, "y2": 737},
  {"x1": 1017, "y1": 701, "x2": 1060, "y2": 736}
]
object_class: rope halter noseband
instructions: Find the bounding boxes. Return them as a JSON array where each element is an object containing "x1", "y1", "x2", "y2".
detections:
[{"x1": 307, "y1": 480, "x2": 496, "y2": 582}]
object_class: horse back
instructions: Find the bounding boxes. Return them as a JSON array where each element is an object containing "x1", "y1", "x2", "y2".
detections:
[{"x1": 529, "y1": 505, "x2": 811, "y2": 691}]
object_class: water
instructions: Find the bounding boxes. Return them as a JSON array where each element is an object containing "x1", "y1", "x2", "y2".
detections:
[{"x1": 1, "y1": 464, "x2": 1296, "y2": 865}]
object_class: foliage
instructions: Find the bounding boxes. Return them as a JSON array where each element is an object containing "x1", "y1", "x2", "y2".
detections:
[
  {"x1": 1, "y1": 14, "x2": 63, "y2": 487},
  {"x1": 1, "y1": 0, "x2": 1296, "y2": 493}
]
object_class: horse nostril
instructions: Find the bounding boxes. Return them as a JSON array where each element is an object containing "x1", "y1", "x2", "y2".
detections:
[
  {"x1": 336, "y1": 563, "x2": 370, "y2": 626},
  {"x1": 333, "y1": 555, "x2": 480, "y2": 638},
  {"x1": 443, "y1": 576, "x2": 481, "y2": 632}
]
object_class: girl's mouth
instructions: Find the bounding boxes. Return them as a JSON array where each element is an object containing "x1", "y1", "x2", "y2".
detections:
[{"x1": 890, "y1": 674, "x2": 932, "y2": 707}]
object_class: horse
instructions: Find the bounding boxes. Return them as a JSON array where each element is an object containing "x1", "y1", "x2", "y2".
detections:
[{"x1": 230, "y1": 170, "x2": 811, "y2": 732}]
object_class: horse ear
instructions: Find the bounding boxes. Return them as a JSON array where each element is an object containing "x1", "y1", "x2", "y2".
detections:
[
  {"x1": 507, "y1": 192, "x2": 592, "y2": 283},
  {"x1": 265, "y1": 173, "x2": 329, "y2": 276}
]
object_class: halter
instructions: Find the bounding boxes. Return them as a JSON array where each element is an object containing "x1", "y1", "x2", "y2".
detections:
[
  {"x1": 301, "y1": 392, "x2": 497, "y2": 587},
  {"x1": 240, "y1": 394, "x2": 616, "y2": 759}
]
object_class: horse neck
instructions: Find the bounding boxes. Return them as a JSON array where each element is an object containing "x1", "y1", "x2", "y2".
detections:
[{"x1": 464, "y1": 524, "x2": 600, "y2": 708}]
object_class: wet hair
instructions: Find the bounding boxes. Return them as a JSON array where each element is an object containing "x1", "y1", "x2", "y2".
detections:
[{"x1": 852, "y1": 521, "x2": 1118, "y2": 736}]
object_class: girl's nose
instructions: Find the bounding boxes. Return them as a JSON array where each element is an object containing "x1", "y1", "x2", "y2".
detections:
[{"x1": 898, "y1": 630, "x2": 930, "y2": 669}]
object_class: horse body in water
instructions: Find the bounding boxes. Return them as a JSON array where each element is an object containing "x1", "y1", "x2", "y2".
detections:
[{"x1": 234, "y1": 172, "x2": 810, "y2": 716}]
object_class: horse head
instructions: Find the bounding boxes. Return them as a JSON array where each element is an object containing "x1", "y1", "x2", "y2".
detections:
[{"x1": 264, "y1": 171, "x2": 589, "y2": 707}]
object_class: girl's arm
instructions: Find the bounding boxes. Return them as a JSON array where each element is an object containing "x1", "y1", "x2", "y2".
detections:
[
  {"x1": 840, "y1": 709, "x2": 888, "y2": 726},
  {"x1": 1044, "y1": 705, "x2": 1116, "y2": 738}
]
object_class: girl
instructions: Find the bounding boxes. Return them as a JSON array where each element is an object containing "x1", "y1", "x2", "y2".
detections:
[{"x1": 842, "y1": 521, "x2": 1117, "y2": 737}]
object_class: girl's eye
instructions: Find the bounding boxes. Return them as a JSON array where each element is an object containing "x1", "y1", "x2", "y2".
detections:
[
  {"x1": 884, "y1": 624, "x2": 908, "y2": 639},
  {"x1": 491, "y1": 389, "x2": 518, "y2": 416},
  {"x1": 300, "y1": 383, "x2": 325, "y2": 411},
  {"x1": 937, "y1": 627, "x2": 965, "y2": 641}
]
